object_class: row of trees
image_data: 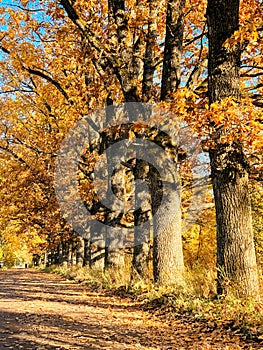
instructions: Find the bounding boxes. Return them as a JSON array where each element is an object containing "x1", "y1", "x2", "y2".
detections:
[{"x1": 0, "y1": 0, "x2": 262, "y2": 297}]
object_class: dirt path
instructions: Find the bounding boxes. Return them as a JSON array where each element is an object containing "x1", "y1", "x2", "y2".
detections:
[{"x1": 0, "y1": 269, "x2": 261, "y2": 350}]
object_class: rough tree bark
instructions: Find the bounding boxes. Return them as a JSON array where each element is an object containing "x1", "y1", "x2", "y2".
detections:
[
  {"x1": 132, "y1": 159, "x2": 152, "y2": 278},
  {"x1": 207, "y1": 0, "x2": 259, "y2": 297},
  {"x1": 153, "y1": 0, "x2": 185, "y2": 285},
  {"x1": 160, "y1": 0, "x2": 185, "y2": 99}
]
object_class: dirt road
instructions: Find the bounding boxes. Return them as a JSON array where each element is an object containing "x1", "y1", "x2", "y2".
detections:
[{"x1": 0, "y1": 269, "x2": 261, "y2": 349}]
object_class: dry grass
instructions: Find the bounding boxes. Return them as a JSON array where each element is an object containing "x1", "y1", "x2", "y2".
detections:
[{"x1": 41, "y1": 264, "x2": 263, "y2": 340}]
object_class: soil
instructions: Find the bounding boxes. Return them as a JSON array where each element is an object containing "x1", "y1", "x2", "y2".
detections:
[{"x1": 0, "y1": 268, "x2": 262, "y2": 349}]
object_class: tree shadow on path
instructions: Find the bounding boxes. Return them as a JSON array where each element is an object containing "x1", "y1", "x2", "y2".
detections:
[{"x1": 0, "y1": 269, "x2": 261, "y2": 350}]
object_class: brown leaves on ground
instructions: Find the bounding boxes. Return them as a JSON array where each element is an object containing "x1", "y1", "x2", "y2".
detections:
[{"x1": 0, "y1": 269, "x2": 261, "y2": 350}]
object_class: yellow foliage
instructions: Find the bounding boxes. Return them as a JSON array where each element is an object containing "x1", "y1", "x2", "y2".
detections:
[{"x1": 183, "y1": 196, "x2": 216, "y2": 270}]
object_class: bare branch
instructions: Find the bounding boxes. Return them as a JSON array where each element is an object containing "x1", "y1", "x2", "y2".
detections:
[
  {"x1": 4, "y1": 3, "x2": 44, "y2": 12},
  {"x1": 27, "y1": 67, "x2": 72, "y2": 103},
  {"x1": 241, "y1": 72, "x2": 263, "y2": 78},
  {"x1": 0, "y1": 145, "x2": 30, "y2": 169}
]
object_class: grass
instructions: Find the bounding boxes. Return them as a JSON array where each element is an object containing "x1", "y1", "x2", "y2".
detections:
[{"x1": 40, "y1": 264, "x2": 263, "y2": 341}]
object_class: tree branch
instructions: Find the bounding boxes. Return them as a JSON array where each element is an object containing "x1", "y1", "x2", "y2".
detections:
[
  {"x1": 0, "y1": 145, "x2": 30, "y2": 169},
  {"x1": 27, "y1": 68, "x2": 72, "y2": 103}
]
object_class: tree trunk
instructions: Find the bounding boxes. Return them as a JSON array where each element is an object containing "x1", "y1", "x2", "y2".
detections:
[
  {"x1": 57, "y1": 243, "x2": 63, "y2": 265},
  {"x1": 151, "y1": 138, "x2": 184, "y2": 285},
  {"x1": 142, "y1": 0, "x2": 159, "y2": 102},
  {"x1": 61, "y1": 241, "x2": 69, "y2": 268},
  {"x1": 132, "y1": 0, "x2": 159, "y2": 277},
  {"x1": 103, "y1": 99, "x2": 126, "y2": 269},
  {"x1": 76, "y1": 237, "x2": 85, "y2": 267},
  {"x1": 89, "y1": 228, "x2": 106, "y2": 270},
  {"x1": 67, "y1": 241, "x2": 72, "y2": 267},
  {"x1": 43, "y1": 251, "x2": 47, "y2": 267},
  {"x1": 83, "y1": 238, "x2": 90, "y2": 266},
  {"x1": 152, "y1": 0, "x2": 185, "y2": 285},
  {"x1": 132, "y1": 159, "x2": 152, "y2": 278},
  {"x1": 89, "y1": 226, "x2": 105, "y2": 270},
  {"x1": 207, "y1": 0, "x2": 259, "y2": 297},
  {"x1": 210, "y1": 144, "x2": 259, "y2": 296},
  {"x1": 160, "y1": 0, "x2": 185, "y2": 100},
  {"x1": 104, "y1": 153, "x2": 126, "y2": 269}
]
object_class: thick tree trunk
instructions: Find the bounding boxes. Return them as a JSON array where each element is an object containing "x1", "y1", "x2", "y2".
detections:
[
  {"x1": 151, "y1": 136, "x2": 184, "y2": 285},
  {"x1": 210, "y1": 144, "x2": 259, "y2": 296},
  {"x1": 108, "y1": 0, "x2": 141, "y2": 102},
  {"x1": 207, "y1": 0, "x2": 259, "y2": 297},
  {"x1": 152, "y1": 0, "x2": 185, "y2": 285}
]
